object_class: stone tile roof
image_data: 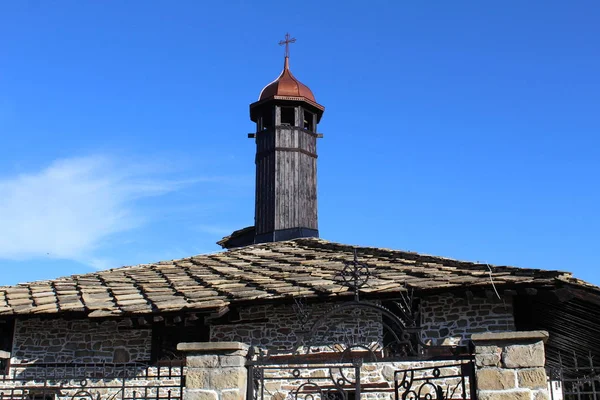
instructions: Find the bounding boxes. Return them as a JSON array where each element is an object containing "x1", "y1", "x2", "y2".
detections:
[{"x1": 0, "y1": 238, "x2": 591, "y2": 318}]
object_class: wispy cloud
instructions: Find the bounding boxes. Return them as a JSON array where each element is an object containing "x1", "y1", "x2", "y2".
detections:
[{"x1": 0, "y1": 155, "x2": 185, "y2": 263}]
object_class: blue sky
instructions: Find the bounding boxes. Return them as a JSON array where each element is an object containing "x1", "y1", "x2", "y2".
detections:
[{"x1": 0, "y1": 1, "x2": 599, "y2": 286}]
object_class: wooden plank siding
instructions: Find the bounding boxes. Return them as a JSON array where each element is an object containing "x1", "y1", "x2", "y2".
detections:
[{"x1": 255, "y1": 105, "x2": 318, "y2": 237}]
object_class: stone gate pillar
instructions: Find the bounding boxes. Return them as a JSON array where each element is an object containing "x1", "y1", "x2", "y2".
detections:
[
  {"x1": 178, "y1": 342, "x2": 249, "y2": 400},
  {"x1": 471, "y1": 331, "x2": 550, "y2": 400}
]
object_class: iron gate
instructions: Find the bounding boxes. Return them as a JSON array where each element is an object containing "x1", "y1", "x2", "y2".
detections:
[
  {"x1": 248, "y1": 354, "x2": 476, "y2": 400},
  {"x1": 0, "y1": 362, "x2": 184, "y2": 400}
]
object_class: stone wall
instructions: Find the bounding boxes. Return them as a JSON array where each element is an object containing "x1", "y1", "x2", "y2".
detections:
[
  {"x1": 12, "y1": 318, "x2": 152, "y2": 364},
  {"x1": 211, "y1": 294, "x2": 516, "y2": 352},
  {"x1": 472, "y1": 331, "x2": 550, "y2": 400},
  {"x1": 8, "y1": 293, "x2": 517, "y2": 366},
  {"x1": 179, "y1": 342, "x2": 248, "y2": 400},
  {"x1": 420, "y1": 293, "x2": 515, "y2": 346},
  {"x1": 210, "y1": 302, "x2": 383, "y2": 352}
]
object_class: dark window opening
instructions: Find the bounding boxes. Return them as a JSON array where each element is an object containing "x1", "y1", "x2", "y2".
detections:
[
  {"x1": 0, "y1": 319, "x2": 14, "y2": 373},
  {"x1": 303, "y1": 110, "x2": 314, "y2": 131},
  {"x1": 259, "y1": 109, "x2": 273, "y2": 131},
  {"x1": 151, "y1": 323, "x2": 209, "y2": 362},
  {"x1": 280, "y1": 107, "x2": 295, "y2": 126}
]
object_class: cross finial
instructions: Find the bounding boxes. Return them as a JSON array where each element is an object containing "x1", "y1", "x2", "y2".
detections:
[{"x1": 278, "y1": 33, "x2": 296, "y2": 58}]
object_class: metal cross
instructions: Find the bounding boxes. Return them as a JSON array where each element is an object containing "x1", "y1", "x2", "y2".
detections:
[
  {"x1": 278, "y1": 33, "x2": 296, "y2": 58},
  {"x1": 338, "y1": 249, "x2": 370, "y2": 301}
]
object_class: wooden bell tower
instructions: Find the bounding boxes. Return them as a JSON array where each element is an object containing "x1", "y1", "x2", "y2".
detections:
[{"x1": 249, "y1": 34, "x2": 325, "y2": 244}]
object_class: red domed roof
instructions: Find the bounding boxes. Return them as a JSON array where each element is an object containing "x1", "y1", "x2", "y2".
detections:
[{"x1": 258, "y1": 56, "x2": 317, "y2": 102}]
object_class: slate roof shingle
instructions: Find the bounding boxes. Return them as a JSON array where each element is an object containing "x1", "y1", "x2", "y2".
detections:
[{"x1": 0, "y1": 238, "x2": 593, "y2": 317}]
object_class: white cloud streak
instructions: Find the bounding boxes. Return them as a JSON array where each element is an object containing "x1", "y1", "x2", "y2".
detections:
[{"x1": 0, "y1": 155, "x2": 182, "y2": 262}]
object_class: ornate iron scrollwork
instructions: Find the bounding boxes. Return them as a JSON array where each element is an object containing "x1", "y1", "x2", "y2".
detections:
[
  {"x1": 395, "y1": 362, "x2": 475, "y2": 400},
  {"x1": 287, "y1": 249, "x2": 423, "y2": 359},
  {"x1": 337, "y1": 250, "x2": 370, "y2": 300}
]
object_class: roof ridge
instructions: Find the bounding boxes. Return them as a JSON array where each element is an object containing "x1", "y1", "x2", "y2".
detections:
[{"x1": 291, "y1": 238, "x2": 572, "y2": 277}]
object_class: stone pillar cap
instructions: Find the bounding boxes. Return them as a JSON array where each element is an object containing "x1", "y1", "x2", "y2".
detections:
[
  {"x1": 177, "y1": 341, "x2": 249, "y2": 352},
  {"x1": 472, "y1": 330, "x2": 549, "y2": 343}
]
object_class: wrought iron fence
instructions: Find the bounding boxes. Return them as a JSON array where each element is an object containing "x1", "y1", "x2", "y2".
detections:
[
  {"x1": 0, "y1": 361, "x2": 184, "y2": 400},
  {"x1": 248, "y1": 352, "x2": 476, "y2": 400},
  {"x1": 394, "y1": 361, "x2": 476, "y2": 400},
  {"x1": 548, "y1": 353, "x2": 600, "y2": 400},
  {"x1": 250, "y1": 359, "x2": 363, "y2": 400}
]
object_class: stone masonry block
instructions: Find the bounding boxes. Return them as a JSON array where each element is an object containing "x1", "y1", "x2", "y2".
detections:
[
  {"x1": 178, "y1": 342, "x2": 249, "y2": 355},
  {"x1": 188, "y1": 355, "x2": 219, "y2": 368},
  {"x1": 186, "y1": 369, "x2": 210, "y2": 389},
  {"x1": 219, "y1": 355, "x2": 246, "y2": 367},
  {"x1": 476, "y1": 353, "x2": 501, "y2": 367},
  {"x1": 264, "y1": 382, "x2": 282, "y2": 392},
  {"x1": 177, "y1": 342, "x2": 248, "y2": 354},
  {"x1": 478, "y1": 390, "x2": 531, "y2": 400},
  {"x1": 382, "y1": 365, "x2": 394, "y2": 381},
  {"x1": 187, "y1": 366, "x2": 247, "y2": 391},
  {"x1": 476, "y1": 368, "x2": 516, "y2": 390},
  {"x1": 472, "y1": 331, "x2": 548, "y2": 343},
  {"x1": 210, "y1": 367, "x2": 247, "y2": 390},
  {"x1": 533, "y1": 390, "x2": 549, "y2": 400},
  {"x1": 309, "y1": 370, "x2": 327, "y2": 378},
  {"x1": 517, "y1": 368, "x2": 547, "y2": 389},
  {"x1": 221, "y1": 389, "x2": 244, "y2": 400},
  {"x1": 185, "y1": 390, "x2": 216, "y2": 400},
  {"x1": 475, "y1": 345, "x2": 501, "y2": 355},
  {"x1": 185, "y1": 390, "x2": 218, "y2": 400},
  {"x1": 503, "y1": 342, "x2": 545, "y2": 368}
]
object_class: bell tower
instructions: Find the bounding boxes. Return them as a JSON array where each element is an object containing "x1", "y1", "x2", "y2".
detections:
[{"x1": 249, "y1": 34, "x2": 325, "y2": 244}]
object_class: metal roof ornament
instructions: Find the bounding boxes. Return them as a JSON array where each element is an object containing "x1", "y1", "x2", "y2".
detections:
[
  {"x1": 338, "y1": 248, "x2": 371, "y2": 301},
  {"x1": 278, "y1": 32, "x2": 296, "y2": 58}
]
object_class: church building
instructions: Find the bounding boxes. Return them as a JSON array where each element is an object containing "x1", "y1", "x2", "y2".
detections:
[{"x1": 0, "y1": 35, "x2": 598, "y2": 400}]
